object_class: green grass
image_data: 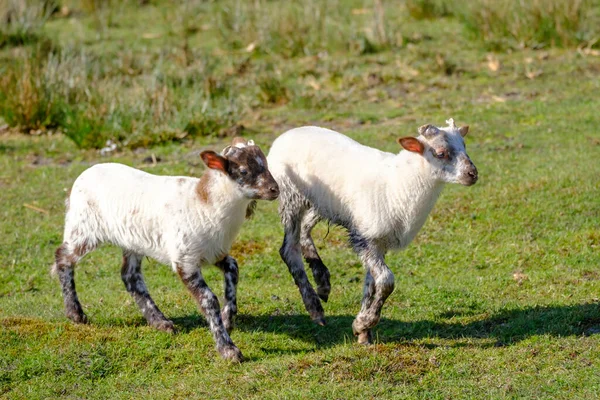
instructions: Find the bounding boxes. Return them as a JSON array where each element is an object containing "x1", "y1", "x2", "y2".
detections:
[
  {"x1": 2, "y1": 1, "x2": 600, "y2": 398},
  {"x1": 1, "y1": 0, "x2": 598, "y2": 149},
  {"x1": 0, "y1": 0, "x2": 53, "y2": 49}
]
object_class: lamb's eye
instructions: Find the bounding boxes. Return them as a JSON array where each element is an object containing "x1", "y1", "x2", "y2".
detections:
[
  {"x1": 435, "y1": 150, "x2": 447, "y2": 159},
  {"x1": 239, "y1": 168, "x2": 248, "y2": 176}
]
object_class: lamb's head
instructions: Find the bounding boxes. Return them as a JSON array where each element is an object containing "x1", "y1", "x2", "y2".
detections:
[
  {"x1": 398, "y1": 118, "x2": 478, "y2": 186},
  {"x1": 200, "y1": 137, "x2": 280, "y2": 200}
]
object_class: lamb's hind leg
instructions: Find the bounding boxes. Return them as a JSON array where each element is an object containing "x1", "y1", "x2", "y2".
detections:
[
  {"x1": 349, "y1": 232, "x2": 395, "y2": 345},
  {"x1": 300, "y1": 208, "x2": 331, "y2": 302},
  {"x1": 279, "y1": 203, "x2": 325, "y2": 325},
  {"x1": 53, "y1": 243, "x2": 89, "y2": 324},
  {"x1": 121, "y1": 251, "x2": 174, "y2": 333}
]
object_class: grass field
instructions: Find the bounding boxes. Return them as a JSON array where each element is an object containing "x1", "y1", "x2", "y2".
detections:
[{"x1": 1, "y1": 0, "x2": 600, "y2": 398}]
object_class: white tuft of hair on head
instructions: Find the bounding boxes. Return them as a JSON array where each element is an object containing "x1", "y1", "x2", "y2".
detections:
[
  {"x1": 445, "y1": 118, "x2": 456, "y2": 129},
  {"x1": 221, "y1": 146, "x2": 233, "y2": 156}
]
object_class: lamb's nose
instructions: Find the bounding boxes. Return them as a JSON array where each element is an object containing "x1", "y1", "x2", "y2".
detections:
[{"x1": 467, "y1": 168, "x2": 478, "y2": 184}]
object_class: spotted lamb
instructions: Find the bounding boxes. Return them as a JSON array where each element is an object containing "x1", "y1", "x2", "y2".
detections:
[{"x1": 52, "y1": 137, "x2": 279, "y2": 362}]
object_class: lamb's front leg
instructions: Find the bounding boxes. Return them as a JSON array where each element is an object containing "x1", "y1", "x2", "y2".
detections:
[
  {"x1": 350, "y1": 233, "x2": 395, "y2": 345},
  {"x1": 215, "y1": 256, "x2": 239, "y2": 333},
  {"x1": 176, "y1": 263, "x2": 243, "y2": 362}
]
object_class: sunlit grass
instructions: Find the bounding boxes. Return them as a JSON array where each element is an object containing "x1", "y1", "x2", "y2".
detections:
[{"x1": 1, "y1": 0, "x2": 600, "y2": 398}]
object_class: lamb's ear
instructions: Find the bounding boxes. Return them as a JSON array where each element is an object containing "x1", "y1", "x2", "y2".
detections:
[
  {"x1": 458, "y1": 125, "x2": 469, "y2": 137},
  {"x1": 200, "y1": 151, "x2": 229, "y2": 172},
  {"x1": 398, "y1": 137, "x2": 424, "y2": 154}
]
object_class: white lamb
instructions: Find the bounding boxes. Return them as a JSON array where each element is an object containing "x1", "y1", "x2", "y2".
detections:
[
  {"x1": 267, "y1": 119, "x2": 478, "y2": 344},
  {"x1": 52, "y1": 137, "x2": 279, "y2": 362}
]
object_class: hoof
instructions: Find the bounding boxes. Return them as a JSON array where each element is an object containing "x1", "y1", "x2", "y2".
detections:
[
  {"x1": 219, "y1": 346, "x2": 244, "y2": 363},
  {"x1": 309, "y1": 307, "x2": 326, "y2": 326},
  {"x1": 153, "y1": 320, "x2": 176, "y2": 334},
  {"x1": 67, "y1": 311, "x2": 88, "y2": 324},
  {"x1": 317, "y1": 287, "x2": 330, "y2": 303},
  {"x1": 356, "y1": 330, "x2": 373, "y2": 345},
  {"x1": 352, "y1": 319, "x2": 373, "y2": 344}
]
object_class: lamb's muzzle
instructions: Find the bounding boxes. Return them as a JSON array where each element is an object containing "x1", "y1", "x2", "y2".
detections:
[{"x1": 463, "y1": 160, "x2": 478, "y2": 186}]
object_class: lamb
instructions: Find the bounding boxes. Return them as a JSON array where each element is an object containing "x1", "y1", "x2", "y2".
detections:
[
  {"x1": 267, "y1": 119, "x2": 478, "y2": 344},
  {"x1": 52, "y1": 137, "x2": 279, "y2": 362}
]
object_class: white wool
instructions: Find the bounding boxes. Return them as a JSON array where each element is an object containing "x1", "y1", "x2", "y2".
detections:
[
  {"x1": 267, "y1": 126, "x2": 446, "y2": 249},
  {"x1": 63, "y1": 163, "x2": 250, "y2": 274}
]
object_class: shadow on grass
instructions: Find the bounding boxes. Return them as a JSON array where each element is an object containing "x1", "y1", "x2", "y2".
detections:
[
  {"x1": 171, "y1": 313, "x2": 208, "y2": 332},
  {"x1": 226, "y1": 302, "x2": 600, "y2": 349}
]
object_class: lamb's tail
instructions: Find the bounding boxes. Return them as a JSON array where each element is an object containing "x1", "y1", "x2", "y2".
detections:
[
  {"x1": 51, "y1": 188, "x2": 72, "y2": 278},
  {"x1": 50, "y1": 243, "x2": 63, "y2": 277}
]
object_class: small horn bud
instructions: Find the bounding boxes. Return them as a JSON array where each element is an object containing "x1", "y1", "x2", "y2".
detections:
[
  {"x1": 418, "y1": 124, "x2": 439, "y2": 137},
  {"x1": 221, "y1": 145, "x2": 233, "y2": 156},
  {"x1": 446, "y1": 118, "x2": 457, "y2": 129},
  {"x1": 231, "y1": 137, "x2": 248, "y2": 148}
]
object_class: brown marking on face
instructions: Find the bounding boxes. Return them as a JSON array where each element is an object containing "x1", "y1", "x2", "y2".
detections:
[
  {"x1": 225, "y1": 145, "x2": 279, "y2": 200},
  {"x1": 430, "y1": 147, "x2": 450, "y2": 160},
  {"x1": 421, "y1": 129, "x2": 446, "y2": 147},
  {"x1": 196, "y1": 174, "x2": 211, "y2": 203},
  {"x1": 226, "y1": 145, "x2": 268, "y2": 169}
]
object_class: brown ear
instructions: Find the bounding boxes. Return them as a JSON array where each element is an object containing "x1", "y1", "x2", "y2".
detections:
[
  {"x1": 398, "y1": 137, "x2": 424, "y2": 154},
  {"x1": 200, "y1": 151, "x2": 228, "y2": 172},
  {"x1": 458, "y1": 125, "x2": 469, "y2": 137}
]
